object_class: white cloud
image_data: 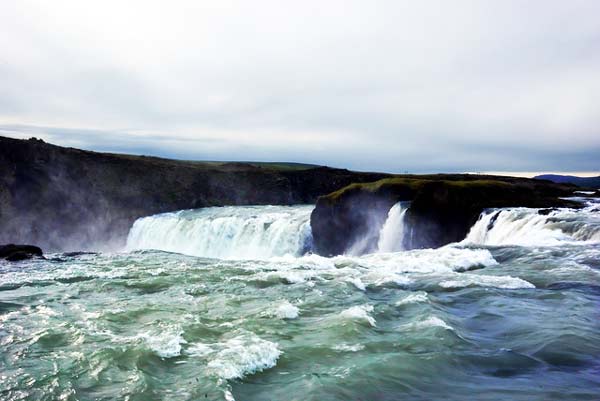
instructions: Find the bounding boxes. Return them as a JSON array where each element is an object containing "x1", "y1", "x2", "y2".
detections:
[{"x1": 1, "y1": 0, "x2": 599, "y2": 172}]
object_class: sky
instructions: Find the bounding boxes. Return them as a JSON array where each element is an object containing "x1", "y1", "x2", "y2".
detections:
[{"x1": 1, "y1": 0, "x2": 599, "y2": 174}]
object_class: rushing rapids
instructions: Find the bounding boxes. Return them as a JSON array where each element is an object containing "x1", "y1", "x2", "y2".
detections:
[{"x1": 2, "y1": 196, "x2": 600, "y2": 400}]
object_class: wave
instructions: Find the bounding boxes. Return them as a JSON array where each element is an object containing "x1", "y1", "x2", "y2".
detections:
[
  {"x1": 439, "y1": 274, "x2": 535, "y2": 289},
  {"x1": 339, "y1": 304, "x2": 376, "y2": 327},
  {"x1": 143, "y1": 327, "x2": 187, "y2": 358},
  {"x1": 395, "y1": 291, "x2": 428, "y2": 306},
  {"x1": 273, "y1": 300, "x2": 300, "y2": 319},
  {"x1": 332, "y1": 343, "x2": 365, "y2": 352},
  {"x1": 234, "y1": 247, "x2": 500, "y2": 292},
  {"x1": 126, "y1": 205, "x2": 313, "y2": 259},
  {"x1": 204, "y1": 331, "x2": 281, "y2": 380},
  {"x1": 407, "y1": 316, "x2": 454, "y2": 331},
  {"x1": 349, "y1": 246, "x2": 498, "y2": 274}
]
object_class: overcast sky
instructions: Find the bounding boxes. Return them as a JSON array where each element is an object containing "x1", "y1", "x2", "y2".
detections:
[{"x1": 1, "y1": 0, "x2": 599, "y2": 173}]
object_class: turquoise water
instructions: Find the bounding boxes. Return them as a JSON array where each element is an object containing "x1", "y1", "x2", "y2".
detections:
[{"x1": 1, "y1": 203, "x2": 600, "y2": 400}]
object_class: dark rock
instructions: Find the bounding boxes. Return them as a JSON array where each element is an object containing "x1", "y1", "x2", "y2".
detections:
[
  {"x1": 310, "y1": 179, "x2": 419, "y2": 256},
  {"x1": 311, "y1": 176, "x2": 579, "y2": 255},
  {"x1": 6, "y1": 252, "x2": 31, "y2": 261},
  {"x1": 62, "y1": 251, "x2": 98, "y2": 257},
  {"x1": 0, "y1": 244, "x2": 43, "y2": 261},
  {"x1": 538, "y1": 208, "x2": 557, "y2": 216},
  {"x1": 486, "y1": 211, "x2": 501, "y2": 231}
]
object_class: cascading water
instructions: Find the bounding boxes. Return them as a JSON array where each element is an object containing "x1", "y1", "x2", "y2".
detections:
[
  {"x1": 377, "y1": 202, "x2": 408, "y2": 252},
  {"x1": 463, "y1": 201, "x2": 600, "y2": 246},
  {"x1": 126, "y1": 205, "x2": 313, "y2": 259}
]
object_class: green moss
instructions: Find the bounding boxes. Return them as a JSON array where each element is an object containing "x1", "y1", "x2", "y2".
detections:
[
  {"x1": 325, "y1": 178, "x2": 418, "y2": 200},
  {"x1": 442, "y1": 180, "x2": 513, "y2": 189},
  {"x1": 324, "y1": 177, "x2": 514, "y2": 203}
]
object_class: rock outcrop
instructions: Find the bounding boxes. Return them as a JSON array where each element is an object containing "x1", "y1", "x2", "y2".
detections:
[
  {"x1": 310, "y1": 176, "x2": 579, "y2": 256},
  {"x1": 0, "y1": 244, "x2": 43, "y2": 261}
]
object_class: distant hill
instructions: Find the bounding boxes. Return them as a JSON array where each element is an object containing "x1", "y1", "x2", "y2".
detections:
[{"x1": 534, "y1": 174, "x2": 600, "y2": 189}]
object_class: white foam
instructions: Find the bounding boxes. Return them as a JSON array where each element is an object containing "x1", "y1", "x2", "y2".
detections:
[
  {"x1": 224, "y1": 389, "x2": 236, "y2": 401},
  {"x1": 207, "y1": 332, "x2": 281, "y2": 380},
  {"x1": 271, "y1": 253, "x2": 336, "y2": 270},
  {"x1": 187, "y1": 342, "x2": 213, "y2": 357},
  {"x1": 361, "y1": 270, "x2": 413, "y2": 287},
  {"x1": 339, "y1": 305, "x2": 376, "y2": 327},
  {"x1": 350, "y1": 247, "x2": 498, "y2": 274},
  {"x1": 333, "y1": 343, "x2": 365, "y2": 352},
  {"x1": 229, "y1": 245, "x2": 500, "y2": 295},
  {"x1": 399, "y1": 316, "x2": 454, "y2": 331},
  {"x1": 143, "y1": 330, "x2": 187, "y2": 358},
  {"x1": 346, "y1": 277, "x2": 366, "y2": 291},
  {"x1": 439, "y1": 274, "x2": 535, "y2": 289},
  {"x1": 395, "y1": 292, "x2": 428, "y2": 306},
  {"x1": 549, "y1": 262, "x2": 599, "y2": 275},
  {"x1": 416, "y1": 316, "x2": 454, "y2": 330},
  {"x1": 261, "y1": 269, "x2": 318, "y2": 284},
  {"x1": 274, "y1": 301, "x2": 300, "y2": 319},
  {"x1": 34, "y1": 305, "x2": 60, "y2": 317}
]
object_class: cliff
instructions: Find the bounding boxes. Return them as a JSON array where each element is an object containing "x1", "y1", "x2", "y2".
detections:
[
  {"x1": 0, "y1": 136, "x2": 388, "y2": 251},
  {"x1": 310, "y1": 176, "x2": 580, "y2": 256}
]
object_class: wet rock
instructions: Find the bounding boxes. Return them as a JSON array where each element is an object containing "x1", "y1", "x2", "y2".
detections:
[
  {"x1": 0, "y1": 244, "x2": 43, "y2": 261},
  {"x1": 62, "y1": 251, "x2": 99, "y2": 257}
]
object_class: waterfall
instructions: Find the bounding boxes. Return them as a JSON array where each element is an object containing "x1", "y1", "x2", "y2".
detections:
[
  {"x1": 377, "y1": 203, "x2": 408, "y2": 252},
  {"x1": 463, "y1": 205, "x2": 600, "y2": 246},
  {"x1": 126, "y1": 205, "x2": 313, "y2": 259}
]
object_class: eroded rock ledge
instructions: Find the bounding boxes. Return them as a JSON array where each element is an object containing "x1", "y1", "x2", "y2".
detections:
[{"x1": 310, "y1": 175, "x2": 579, "y2": 256}]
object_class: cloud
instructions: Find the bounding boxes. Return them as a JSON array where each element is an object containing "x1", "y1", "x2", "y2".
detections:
[{"x1": 1, "y1": 0, "x2": 599, "y2": 172}]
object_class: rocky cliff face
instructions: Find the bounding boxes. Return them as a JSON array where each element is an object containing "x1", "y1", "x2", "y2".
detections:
[
  {"x1": 0, "y1": 136, "x2": 388, "y2": 251},
  {"x1": 310, "y1": 176, "x2": 579, "y2": 256}
]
